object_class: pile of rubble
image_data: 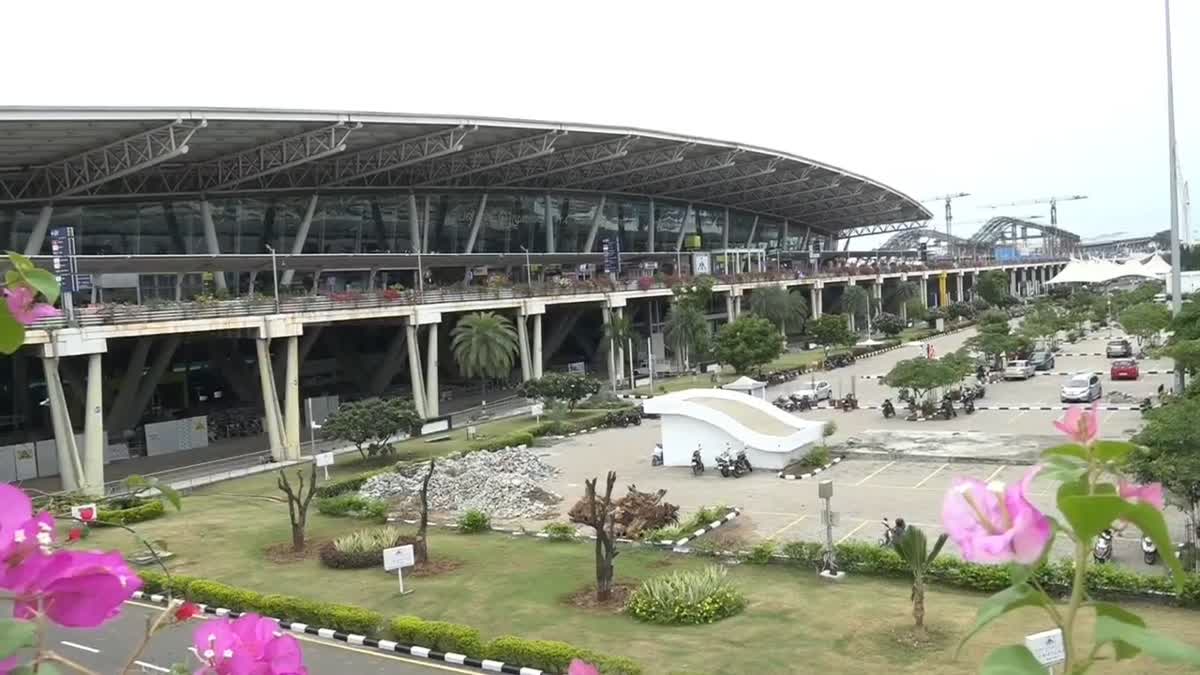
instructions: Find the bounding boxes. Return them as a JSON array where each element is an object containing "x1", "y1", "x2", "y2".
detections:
[
  {"x1": 569, "y1": 484, "x2": 680, "y2": 539},
  {"x1": 359, "y1": 446, "x2": 561, "y2": 520}
]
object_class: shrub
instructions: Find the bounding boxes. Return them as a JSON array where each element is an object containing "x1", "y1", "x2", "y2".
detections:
[
  {"x1": 457, "y1": 509, "x2": 491, "y2": 533},
  {"x1": 313, "y1": 471, "x2": 384, "y2": 499},
  {"x1": 793, "y1": 446, "x2": 831, "y2": 471},
  {"x1": 740, "y1": 540, "x2": 777, "y2": 564},
  {"x1": 94, "y1": 499, "x2": 166, "y2": 526},
  {"x1": 318, "y1": 540, "x2": 383, "y2": 570},
  {"x1": 627, "y1": 566, "x2": 746, "y2": 625},
  {"x1": 390, "y1": 616, "x2": 484, "y2": 656},
  {"x1": 782, "y1": 541, "x2": 823, "y2": 562},
  {"x1": 642, "y1": 525, "x2": 685, "y2": 543},
  {"x1": 485, "y1": 636, "x2": 642, "y2": 675},
  {"x1": 466, "y1": 431, "x2": 535, "y2": 453},
  {"x1": 317, "y1": 494, "x2": 388, "y2": 521},
  {"x1": 334, "y1": 526, "x2": 403, "y2": 554},
  {"x1": 541, "y1": 522, "x2": 576, "y2": 542}
]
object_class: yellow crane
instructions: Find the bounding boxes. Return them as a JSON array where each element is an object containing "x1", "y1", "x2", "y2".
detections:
[{"x1": 981, "y1": 195, "x2": 1088, "y2": 226}]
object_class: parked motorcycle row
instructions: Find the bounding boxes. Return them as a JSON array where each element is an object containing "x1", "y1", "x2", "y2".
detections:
[
  {"x1": 687, "y1": 445, "x2": 752, "y2": 478},
  {"x1": 823, "y1": 353, "x2": 855, "y2": 369}
]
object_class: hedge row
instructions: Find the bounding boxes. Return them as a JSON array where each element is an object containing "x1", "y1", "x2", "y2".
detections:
[
  {"x1": 94, "y1": 499, "x2": 166, "y2": 526},
  {"x1": 316, "y1": 540, "x2": 383, "y2": 570},
  {"x1": 466, "y1": 431, "x2": 535, "y2": 453},
  {"x1": 313, "y1": 470, "x2": 386, "y2": 499},
  {"x1": 775, "y1": 540, "x2": 1200, "y2": 606},
  {"x1": 526, "y1": 410, "x2": 615, "y2": 438},
  {"x1": 137, "y1": 571, "x2": 639, "y2": 674}
]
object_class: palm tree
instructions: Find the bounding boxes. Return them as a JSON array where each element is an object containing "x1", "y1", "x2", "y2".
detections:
[
  {"x1": 891, "y1": 526, "x2": 948, "y2": 634},
  {"x1": 450, "y1": 311, "x2": 519, "y2": 399},
  {"x1": 748, "y1": 287, "x2": 810, "y2": 337},
  {"x1": 603, "y1": 311, "x2": 635, "y2": 391},
  {"x1": 840, "y1": 285, "x2": 870, "y2": 333},
  {"x1": 664, "y1": 301, "x2": 709, "y2": 372}
]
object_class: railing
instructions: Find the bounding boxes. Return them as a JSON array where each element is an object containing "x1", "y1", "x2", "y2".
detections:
[{"x1": 32, "y1": 257, "x2": 1068, "y2": 332}]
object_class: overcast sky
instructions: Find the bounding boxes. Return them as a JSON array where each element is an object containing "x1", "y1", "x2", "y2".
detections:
[{"x1": 1, "y1": 0, "x2": 1194, "y2": 244}]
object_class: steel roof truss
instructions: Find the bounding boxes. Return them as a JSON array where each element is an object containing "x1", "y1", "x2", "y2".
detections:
[
  {"x1": 413, "y1": 130, "x2": 563, "y2": 186},
  {"x1": 557, "y1": 143, "x2": 693, "y2": 188},
  {"x1": 200, "y1": 122, "x2": 362, "y2": 190}
]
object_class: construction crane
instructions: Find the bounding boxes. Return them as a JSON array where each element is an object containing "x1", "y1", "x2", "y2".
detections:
[
  {"x1": 922, "y1": 192, "x2": 970, "y2": 256},
  {"x1": 981, "y1": 195, "x2": 1088, "y2": 226}
]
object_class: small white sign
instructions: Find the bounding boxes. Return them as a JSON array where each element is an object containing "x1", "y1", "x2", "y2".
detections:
[
  {"x1": 531, "y1": 403, "x2": 545, "y2": 417},
  {"x1": 1025, "y1": 628, "x2": 1065, "y2": 667},
  {"x1": 383, "y1": 544, "x2": 415, "y2": 572},
  {"x1": 71, "y1": 503, "x2": 98, "y2": 523},
  {"x1": 314, "y1": 452, "x2": 335, "y2": 468}
]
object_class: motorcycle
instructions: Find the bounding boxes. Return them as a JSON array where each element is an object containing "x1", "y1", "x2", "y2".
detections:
[
  {"x1": 773, "y1": 395, "x2": 796, "y2": 411},
  {"x1": 841, "y1": 395, "x2": 858, "y2": 412},
  {"x1": 939, "y1": 397, "x2": 958, "y2": 419},
  {"x1": 716, "y1": 452, "x2": 743, "y2": 478},
  {"x1": 881, "y1": 399, "x2": 896, "y2": 419},
  {"x1": 651, "y1": 444, "x2": 663, "y2": 467},
  {"x1": 1143, "y1": 536, "x2": 1159, "y2": 565},
  {"x1": 1093, "y1": 529, "x2": 1114, "y2": 564},
  {"x1": 796, "y1": 396, "x2": 813, "y2": 411},
  {"x1": 691, "y1": 450, "x2": 705, "y2": 476},
  {"x1": 1140, "y1": 397, "x2": 1153, "y2": 414},
  {"x1": 962, "y1": 390, "x2": 976, "y2": 414},
  {"x1": 735, "y1": 449, "x2": 753, "y2": 474},
  {"x1": 879, "y1": 518, "x2": 905, "y2": 547}
]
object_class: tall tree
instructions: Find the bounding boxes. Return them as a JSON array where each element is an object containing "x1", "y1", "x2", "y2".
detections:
[
  {"x1": 888, "y1": 280, "x2": 920, "y2": 314},
  {"x1": 569, "y1": 471, "x2": 620, "y2": 601},
  {"x1": 839, "y1": 285, "x2": 871, "y2": 331},
  {"x1": 810, "y1": 314, "x2": 857, "y2": 357},
  {"x1": 714, "y1": 316, "x2": 783, "y2": 374},
  {"x1": 883, "y1": 358, "x2": 962, "y2": 403},
  {"x1": 603, "y1": 311, "x2": 636, "y2": 391},
  {"x1": 451, "y1": 311, "x2": 519, "y2": 396},
  {"x1": 891, "y1": 526, "x2": 948, "y2": 633},
  {"x1": 277, "y1": 462, "x2": 318, "y2": 552},
  {"x1": 976, "y1": 270, "x2": 1012, "y2": 307},
  {"x1": 1131, "y1": 399, "x2": 1200, "y2": 570},
  {"x1": 748, "y1": 286, "x2": 809, "y2": 336},
  {"x1": 1119, "y1": 302, "x2": 1171, "y2": 347},
  {"x1": 664, "y1": 301, "x2": 709, "y2": 372}
]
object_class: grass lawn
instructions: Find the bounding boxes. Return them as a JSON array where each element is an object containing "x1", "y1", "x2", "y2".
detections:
[{"x1": 83, "y1": 483, "x2": 1200, "y2": 675}]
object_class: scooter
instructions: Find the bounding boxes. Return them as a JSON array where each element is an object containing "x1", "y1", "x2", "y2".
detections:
[
  {"x1": 879, "y1": 518, "x2": 905, "y2": 547},
  {"x1": 1143, "y1": 536, "x2": 1159, "y2": 565},
  {"x1": 691, "y1": 450, "x2": 705, "y2": 476},
  {"x1": 716, "y1": 452, "x2": 743, "y2": 478},
  {"x1": 651, "y1": 445, "x2": 663, "y2": 467},
  {"x1": 735, "y1": 449, "x2": 753, "y2": 474},
  {"x1": 882, "y1": 399, "x2": 896, "y2": 419},
  {"x1": 962, "y1": 391, "x2": 976, "y2": 414},
  {"x1": 1140, "y1": 398, "x2": 1153, "y2": 414},
  {"x1": 939, "y1": 397, "x2": 958, "y2": 419},
  {"x1": 797, "y1": 396, "x2": 813, "y2": 412},
  {"x1": 841, "y1": 394, "x2": 858, "y2": 412},
  {"x1": 1093, "y1": 529, "x2": 1114, "y2": 564}
]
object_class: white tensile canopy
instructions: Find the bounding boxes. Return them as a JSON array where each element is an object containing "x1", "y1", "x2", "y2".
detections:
[
  {"x1": 1045, "y1": 257, "x2": 1164, "y2": 285},
  {"x1": 722, "y1": 376, "x2": 767, "y2": 399}
]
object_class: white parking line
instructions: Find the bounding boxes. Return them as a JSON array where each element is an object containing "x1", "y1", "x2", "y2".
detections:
[
  {"x1": 837, "y1": 519, "x2": 873, "y2": 544},
  {"x1": 913, "y1": 463, "x2": 949, "y2": 488},
  {"x1": 135, "y1": 662, "x2": 170, "y2": 673},
  {"x1": 984, "y1": 465, "x2": 1007, "y2": 483},
  {"x1": 61, "y1": 641, "x2": 100, "y2": 654},
  {"x1": 770, "y1": 514, "x2": 808, "y2": 538},
  {"x1": 854, "y1": 461, "x2": 895, "y2": 486}
]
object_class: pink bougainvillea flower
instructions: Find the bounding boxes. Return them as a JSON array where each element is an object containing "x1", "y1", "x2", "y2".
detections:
[
  {"x1": 568, "y1": 661, "x2": 601, "y2": 675},
  {"x1": 262, "y1": 633, "x2": 308, "y2": 675},
  {"x1": 1119, "y1": 481, "x2": 1165, "y2": 510},
  {"x1": 942, "y1": 465, "x2": 1052, "y2": 565},
  {"x1": 0, "y1": 484, "x2": 57, "y2": 591},
  {"x1": 3, "y1": 286, "x2": 59, "y2": 326},
  {"x1": 1053, "y1": 403, "x2": 1101, "y2": 446},
  {"x1": 175, "y1": 602, "x2": 202, "y2": 623},
  {"x1": 0, "y1": 655, "x2": 18, "y2": 675},
  {"x1": 194, "y1": 613, "x2": 307, "y2": 675},
  {"x1": 12, "y1": 550, "x2": 141, "y2": 628},
  {"x1": 193, "y1": 617, "x2": 247, "y2": 674}
]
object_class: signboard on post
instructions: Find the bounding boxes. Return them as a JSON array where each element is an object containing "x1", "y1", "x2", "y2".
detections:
[
  {"x1": 1024, "y1": 628, "x2": 1065, "y2": 670},
  {"x1": 531, "y1": 402, "x2": 545, "y2": 420},
  {"x1": 383, "y1": 544, "x2": 416, "y2": 594},
  {"x1": 49, "y1": 227, "x2": 92, "y2": 293},
  {"x1": 314, "y1": 452, "x2": 334, "y2": 479},
  {"x1": 601, "y1": 237, "x2": 621, "y2": 275}
]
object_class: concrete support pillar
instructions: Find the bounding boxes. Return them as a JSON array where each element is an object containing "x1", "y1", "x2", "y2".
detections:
[
  {"x1": 544, "y1": 193, "x2": 554, "y2": 253},
  {"x1": 200, "y1": 200, "x2": 228, "y2": 290},
  {"x1": 82, "y1": 353, "x2": 104, "y2": 495},
  {"x1": 920, "y1": 276, "x2": 929, "y2": 307},
  {"x1": 516, "y1": 315, "x2": 532, "y2": 382},
  {"x1": 956, "y1": 275, "x2": 964, "y2": 302},
  {"x1": 424, "y1": 323, "x2": 439, "y2": 418},
  {"x1": 583, "y1": 195, "x2": 607, "y2": 253},
  {"x1": 602, "y1": 307, "x2": 616, "y2": 388},
  {"x1": 408, "y1": 193, "x2": 421, "y2": 254},
  {"x1": 722, "y1": 207, "x2": 731, "y2": 250},
  {"x1": 464, "y1": 193, "x2": 489, "y2": 254},
  {"x1": 532, "y1": 314, "x2": 544, "y2": 379},
  {"x1": 675, "y1": 203, "x2": 694, "y2": 253},
  {"x1": 255, "y1": 339, "x2": 284, "y2": 461},
  {"x1": 283, "y1": 336, "x2": 300, "y2": 460},
  {"x1": 899, "y1": 296, "x2": 908, "y2": 322},
  {"x1": 120, "y1": 336, "x2": 181, "y2": 434},
  {"x1": 733, "y1": 295, "x2": 742, "y2": 318},
  {"x1": 615, "y1": 306, "x2": 626, "y2": 386},
  {"x1": 810, "y1": 286, "x2": 822, "y2": 319},
  {"x1": 23, "y1": 205, "x2": 53, "y2": 256},
  {"x1": 42, "y1": 357, "x2": 82, "y2": 492},
  {"x1": 369, "y1": 328, "x2": 408, "y2": 395},
  {"x1": 647, "y1": 198, "x2": 656, "y2": 253},
  {"x1": 280, "y1": 194, "x2": 319, "y2": 286},
  {"x1": 725, "y1": 295, "x2": 736, "y2": 320},
  {"x1": 106, "y1": 338, "x2": 152, "y2": 431},
  {"x1": 405, "y1": 322, "x2": 427, "y2": 418},
  {"x1": 1009, "y1": 270, "x2": 1018, "y2": 296}
]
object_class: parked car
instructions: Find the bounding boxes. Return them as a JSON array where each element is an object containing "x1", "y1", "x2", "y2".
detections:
[
  {"x1": 1028, "y1": 351, "x2": 1056, "y2": 371},
  {"x1": 1110, "y1": 359, "x2": 1140, "y2": 380},
  {"x1": 1003, "y1": 360, "x2": 1036, "y2": 380},
  {"x1": 1106, "y1": 339, "x2": 1133, "y2": 358},
  {"x1": 790, "y1": 380, "x2": 832, "y2": 402},
  {"x1": 1061, "y1": 373, "x2": 1103, "y2": 402}
]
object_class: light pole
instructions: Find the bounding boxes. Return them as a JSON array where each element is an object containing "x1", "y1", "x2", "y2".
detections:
[
  {"x1": 265, "y1": 244, "x2": 280, "y2": 313},
  {"x1": 1164, "y1": 0, "x2": 1184, "y2": 393}
]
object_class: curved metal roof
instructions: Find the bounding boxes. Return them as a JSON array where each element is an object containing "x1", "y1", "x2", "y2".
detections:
[
  {"x1": 880, "y1": 227, "x2": 975, "y2": 250},
  {"x1": 0, "y1": 107, "x2": 931, "y2": 237},
  {"x1": 968, "y1": 217, "x2": 1081, "y2": 247}
]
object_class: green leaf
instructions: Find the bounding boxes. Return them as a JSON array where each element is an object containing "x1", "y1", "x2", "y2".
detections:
[
  {"x1": 0, "y1": 303, "x2": 26, "y2": 355},
  {"x1": 124, "y1": 475, "x2": 150, "y2": 489},
  {"x1": 957, "y1": 584, "x2": 1050, "y2": 656},
  {"x1": 1040, "y1": 455, "x2": 1087, "y2": 483},
  {"x1": 0, "y1": 619, "x2": 36, "y2": 659},
  {"x1": 1057, "y1": 491, "x2": 1185, "y2": 591},
  {"x1": 1042, "y1": 444, "x2": 1088, "y2": 462},
  {"x1": 22, "y1": 268, "x2": 60, "y2": 304},
  {"x1": 980, "y1": 645, "x2": 1048, "y2": 675},
  {"x1": 1120, "y1": 502, "x2": 1186, "y2": 591},
  {"x1": 1093, "y1": 440, "x2": 1136, "y2": 464},
  {"x1": 5, "y1": 252, "x2": 35, "y2": 272},
  {"x1": 1094, "y1": 615, "x2": 1200, "y2": 665},
  {"x1": 1091, "y1": 602, "x2": 1145, "y2": 661},
  {"x1": 1057, "y1": 494, "x2": 1127, "y2": 540},
  {"x1": 3, "y1": 270, "x2": 20, "y2": 287},
  {"x1": 158, "y1": 484, "x2": 183, "y2": 511}
]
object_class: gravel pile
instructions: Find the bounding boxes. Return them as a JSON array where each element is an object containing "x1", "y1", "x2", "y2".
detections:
[{"x1": 359, "y1": 446, "x2": 561, "y2": 520}]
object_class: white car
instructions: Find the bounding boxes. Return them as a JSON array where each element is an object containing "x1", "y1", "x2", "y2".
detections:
[
  {"x1": 1003, "y1": 360, "x2": 1036, "y2": 380},
  {"x1": 1061, "y1": 373, "x2": 1103, "y2": 403},
  {"x1": 790, "y1": 380, "x2": 832, "y2": 402}
]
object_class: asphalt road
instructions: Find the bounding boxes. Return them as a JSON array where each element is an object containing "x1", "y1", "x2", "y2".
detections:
[{"x1": 25, "y1": 599, "x2": 479, "y2": 675}]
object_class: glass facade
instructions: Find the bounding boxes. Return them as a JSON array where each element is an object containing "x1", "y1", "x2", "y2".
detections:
[{"x1": 14, "y1": 191, "x2": 799, "y2": 257}]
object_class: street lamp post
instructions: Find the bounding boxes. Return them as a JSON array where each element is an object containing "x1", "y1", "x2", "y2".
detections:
[
  {"x1": 265, "y1": 244, "x2": 280, "y2": 313},
  {"x1": 1164, "y1": 0, "x2": 1184, "y2": 393}
]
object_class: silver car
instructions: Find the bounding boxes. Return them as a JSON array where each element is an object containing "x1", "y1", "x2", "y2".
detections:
[{"x1": 1060, "y1": 373, "x2": 1102, "y2": 403}]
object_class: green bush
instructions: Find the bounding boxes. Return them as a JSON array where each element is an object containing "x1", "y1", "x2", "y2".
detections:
[
  {"x1": 684, "y1": 504, "x2": 729, "y2": 531},
  {"x1": 740, "y1": 540, "x2": 777, "y2": 564},
  {"x1": 484, "y1": 636, "x2": 642, "y2": 675},
  {"x1": 158, "y1": 577, "x2": 383, "y2": 635},
  {"x1": 642, "y1": 525, "x2": 685, "y2": 543},
  {"x1": 627, "y1": 566, "x2": 746, "y2": 625},
  {"x1": 314, "y1": 471, "x2": 385, "y2": 499},
  {"x1": 94, "y1": 499, "x2": 166, "y2": 526},
  {"x1": 781, "y1": 541, "x2": 823, "y2": 562},
  {"x1": 466, "y1": 431, "x2": 535, "y2": 453},
  {"x1": 457, "y1": 509, "x2": 491, "y2": 533},
  {"x1": 317, "y1": 494, "x2": 388, "y2": 521},
  {"x1": 541, "y1": 522, "x2": 576, "y2": 542},
  {"x1": 390, "y1": 616, "x2": 484, "y2": 657},
  {"x1": 333, "y1": 526, "x2": 403, "y2": 554},
  {"x1": 792, "y1": 446, "x2": 831, "y2": 471}
]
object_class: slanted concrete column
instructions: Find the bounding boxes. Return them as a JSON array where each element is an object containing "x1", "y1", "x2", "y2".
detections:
[
  {"x1": 114, "y1": 336, "x2": 180, "y2": 435},
  {"x1": 647, "y1": 198, "x2": 656, "y2": 253},
  {"x1": 200, "y1": 200, "x2": 228, "y2": 290},
  {"x1": 23, "y1": 205, "x2": 53, "y2": 256},
  {"x1": 532, "y1": 314, "x2": 544, "y2": 379},
  {"x1": 255, "y1": 339, "x2": 284, "y2": 460},
  {"x1": 283, "y1": 336, "x2": 300, "y2": 460},
  {"x1": 82, "y1": 353, "x2": 104, "y2": 495},
  {"x1": 408, "y1": 193, "x2": 421, "y2": 254},
  {"x1": 544, "y1": 193, "x2": 554, "y2": 253},
  {"x1": 369, "y1": 328, "x2": 408, "y2": 395},
  {"x1": 615, "y1": 306, "x2": 626, "y2": 386},
  {"x1": 810, "y1": 284, "x2": 822, "y2": 319},
  {"x1": 956, "y1": 274, "x2": 965, "y2": 302},
  {"x1": 464, "y1": 193, "x2": 489, "y2": 254},
  {"x1": 405, "y1": 321, "x2": 426, "y2": 418},
  {"x1": 725, "y1": 294, "x2": 736, "y2": 320},
  {"x1": 281, "y1": 194, "x2": 319, "y2": 286},
  {"x1": 106, "y1": 338, "x2": 152, "y2": 432},
  {"x1": 601, "y1": 306, "x2": 616, "y2": 388},
  {"x1": 424, "y1": 323, "x2": 439, "y2": 418},
  {"x1": 516, "y1": 315, "x2": 532, "y2": 382},
  {"x1": 42, "y1": 358, "x2": 82, "y2": 491}
]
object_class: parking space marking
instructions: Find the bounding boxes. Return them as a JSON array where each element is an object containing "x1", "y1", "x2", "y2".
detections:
[
  {"x1": 984, "y1": 465, "x2": 1007, "y2": 483},
  {"x1": 770, "y1": 514, "x2": 809, "y2": 538},
  {"x1": 913, "y1": 463, "x2": 949, "y2": 488},
  {"x1": 854, "y1": 461, "x2": 895, "y2": 486},
  {"x1": 837, "y1": 519, "x2": 872, "y2": 544}
]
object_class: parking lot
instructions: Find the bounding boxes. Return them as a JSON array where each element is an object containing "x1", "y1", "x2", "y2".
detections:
[{"x1": 525, "y1": 325, "x2": 1181, "y2": 574}]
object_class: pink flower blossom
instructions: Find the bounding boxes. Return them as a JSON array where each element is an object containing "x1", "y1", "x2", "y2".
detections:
[
  {"x1": 12, "y1": 550, "x2": 141, "y2": 628},
  {"x1": 1119, "y1": 481, "x2": 1165, "y2": 510},
  {"x1": 0, "y1": 655, "x2": 17, "y2": 674},
  {"x1": 193, "y1": 614, "x2": 307, "y2": 675},
  {"x1": 1053, "y1": 403, "x2": 1101, "y2": 446},
  {"x1": 942, "y1": 465, "x2": 1052, "y2": 565},
  {"x1": 3, "y1": 287, "x2": 59, "y2": 326},
  {"x1": 568, "y1": 661, "x2": 601, "y2": 675}
]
